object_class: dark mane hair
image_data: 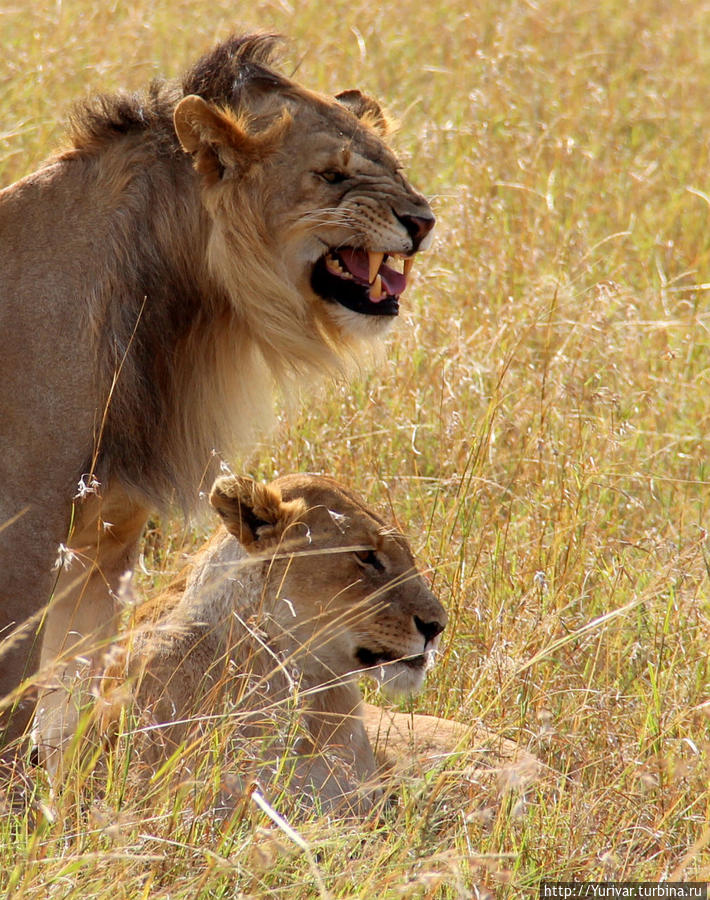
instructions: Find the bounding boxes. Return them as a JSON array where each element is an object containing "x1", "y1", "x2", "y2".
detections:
[
  {"x1": 66, "y1": 32, "x2": 289, "y2": 153},
  {"x1": 66, "y1": 83, "x2": 177, "y2": 152},
  {"x1": 182, "y1": 32, "x2": 289, "y2": 105}
]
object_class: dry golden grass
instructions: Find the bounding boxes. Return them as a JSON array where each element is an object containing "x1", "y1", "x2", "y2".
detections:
[{"x1": 2, "y1": 0, "x2": 710, "y2": 897}]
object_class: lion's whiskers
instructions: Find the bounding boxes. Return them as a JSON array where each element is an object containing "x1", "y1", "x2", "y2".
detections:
[{"x1": 294, "y1": 208, "x2": 362, "y2": 231}]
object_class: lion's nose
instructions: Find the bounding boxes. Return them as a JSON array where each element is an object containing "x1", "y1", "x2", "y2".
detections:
[
  {"x1": 396, "y1": 211, "x2": 435, "y2": 251},
  {"x1": 414, "y1": 615, "x2": 444, "y2": 645}
]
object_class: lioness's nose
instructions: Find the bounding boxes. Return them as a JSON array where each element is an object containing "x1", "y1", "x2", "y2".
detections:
[
  {"x1": 396, "y1": 212, "x2": 435, "y2": 250},
  {"x1": 414, "y1": 615, "x2": 445, "y2": 644}
]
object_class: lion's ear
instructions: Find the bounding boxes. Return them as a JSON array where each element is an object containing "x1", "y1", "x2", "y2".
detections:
[
  {"x1": 174, "y1": 94, "x2": 289, "y2": 181},
  {"x1": 335, "y1": 89, "x2": 392, "y2": 137},
  {"x1": 209, "y1": 475, "x2": 304, "y2": 551}
]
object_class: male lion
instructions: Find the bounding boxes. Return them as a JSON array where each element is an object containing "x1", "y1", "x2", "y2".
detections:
[
  {"x1": 100, "y1": 473, "x2": 447, "y2": 815},
  {"x1": 0, "y1": 34, "x2": 434, "y2": 755}
]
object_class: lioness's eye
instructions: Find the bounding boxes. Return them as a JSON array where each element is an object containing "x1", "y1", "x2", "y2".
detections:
[
  {"x1": 354, "y1": 549, "x2": 385, "y2": 572},
  {"x1": 319, "y1": 169, "x2": 348, "y2": 184}
]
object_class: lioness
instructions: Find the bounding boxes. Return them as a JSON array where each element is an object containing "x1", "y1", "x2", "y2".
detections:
[
  {"x1": 101, "y1": 473, "x2": 447, "y2": 814},
  {"x1": 0, "y1": 34, "x2": 434, "y2": 754}
]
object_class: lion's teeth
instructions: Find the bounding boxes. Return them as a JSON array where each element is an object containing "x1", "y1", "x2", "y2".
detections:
[
  {"x1": 403, "y1": 257, "x2": 414, "y2": 278},
  {"x1": 368, "y1": 251, "x2": 384, "y2": 284},
  {"x1": 370, "y1": 274, "x2": 384, "y2": 300}
]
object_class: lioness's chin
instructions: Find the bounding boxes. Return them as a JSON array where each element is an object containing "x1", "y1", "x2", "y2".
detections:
[
  {"x1": 377, "y1": 661, "x2": 428, "y2": 699},
  {"x1": 356, "y1": 650, "x2": 434, "y2": 699}
]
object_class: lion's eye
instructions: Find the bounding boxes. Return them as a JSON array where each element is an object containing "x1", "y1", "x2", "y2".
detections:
[
  {"x1": 319, "y1": 169, "x2": 348, "y2": 184},
  {"x1": 354, "y1": 549, "x2": 385, "y2": 572}
]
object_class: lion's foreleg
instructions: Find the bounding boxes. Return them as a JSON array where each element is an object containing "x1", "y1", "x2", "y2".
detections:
[
  {"x1": 281, "y1": 684, "x2": 379, "y2": 816},
  {"x1": 300, "y1": 681, "x2": 378, "y2": 804},
  {"x1": 0, "y1": 510, "x2": 64, "y2": 754},
  {"x1": 34, "y1": 486, "x2": 147, "y2": 779}
]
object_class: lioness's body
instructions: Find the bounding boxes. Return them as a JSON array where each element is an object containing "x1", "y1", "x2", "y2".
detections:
[
  {"x1": 102, "y1": 474, "x2": 447, "y2": 813},
  {"x1": 0, "y1": 35, "x2": 434, "y2": 754}
]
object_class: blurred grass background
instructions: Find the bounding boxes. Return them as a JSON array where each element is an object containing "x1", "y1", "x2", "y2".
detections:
[{"x1": 2, "y1": 0, "x2": 709, "y2": 896}]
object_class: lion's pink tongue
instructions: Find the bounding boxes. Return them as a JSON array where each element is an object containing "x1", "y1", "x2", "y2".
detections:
[
  {"x1": 378, "y1": 265, "x2": 406, "y2": 296},
  {"x1": 338, "y1": 249, "x2": 407, "y2": 299},
  {"x1": 338, "y1": 248, "x2": 369, "y2": 281}
]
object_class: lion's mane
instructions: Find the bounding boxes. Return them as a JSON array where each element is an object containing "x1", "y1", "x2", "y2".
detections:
[{"x1": 59, "y1": 35, "x2": 366, "y2": 509}]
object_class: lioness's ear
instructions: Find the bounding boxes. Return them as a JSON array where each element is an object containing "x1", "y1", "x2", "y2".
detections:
[
  {"x1": 209, "y1": 475, "x2": 304, "y2": 550},
  {"x1": 335, "y1": 89, "x2": 392, "y2": 137},
  {"x1": 174, "y1": 94, "x2": 290, "y2": 182}
]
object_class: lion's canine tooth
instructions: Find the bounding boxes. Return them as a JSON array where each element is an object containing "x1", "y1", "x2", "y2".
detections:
[
  {"x1": 370, "y1": 274, "x2": 384, "y2": 300},
  {"x1": 368, "y1": 251, "x2": 384, "y2": 284},
  {"x1": 403, "y1": 257, "x2": 414, "y2": 278}
]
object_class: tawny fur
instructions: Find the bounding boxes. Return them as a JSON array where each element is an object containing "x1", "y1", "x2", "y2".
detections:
[
  {"x1": 0, "y1": 34, "x2": 434, "y2": 754},
  {"x1": 100, "y1": 474, "x2": 448, "y2": 814}
]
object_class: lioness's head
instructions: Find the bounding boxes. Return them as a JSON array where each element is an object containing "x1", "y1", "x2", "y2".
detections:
[
  {"x1": 209, "y1": 473, "x2": 446, "y2": 698},
  {"x1": 174, "y1": 34, "x2": 434, "y2": 344}
]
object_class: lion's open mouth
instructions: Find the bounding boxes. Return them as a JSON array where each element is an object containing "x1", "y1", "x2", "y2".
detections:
[
  {"x1": 355, "y1": 647, "x2": 427, "y2": 670},
  {"x1": 311, "y1": 247, "x2": 414, "y2": 316}
]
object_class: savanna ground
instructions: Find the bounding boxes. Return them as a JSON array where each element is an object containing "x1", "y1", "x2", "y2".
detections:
[{"x1": 2, "y1": 0, "x2": 710, "y2": 896}]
